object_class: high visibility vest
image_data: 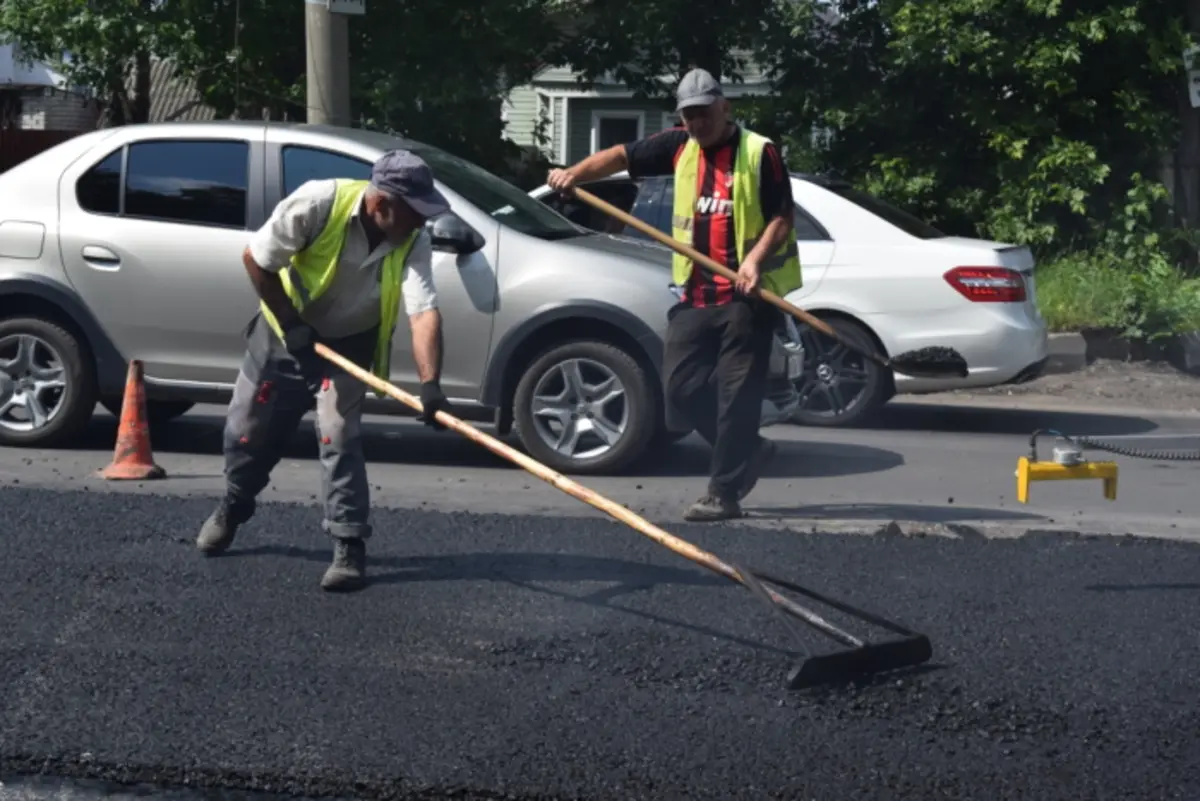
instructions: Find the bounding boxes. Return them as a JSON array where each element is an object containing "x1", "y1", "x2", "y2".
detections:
[
  {"x1": 260, "y1": 178, "x2": 417, "y2": 395},
  {"x1": 670, "y1": 129, "x2": 802, "y2": 297}
]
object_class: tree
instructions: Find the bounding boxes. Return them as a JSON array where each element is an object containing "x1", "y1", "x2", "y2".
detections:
[
  {"x1": 0, "y1": 0, "x2": 190, "y2": 124},
  {"x1": 348, "y1": 0, "x2": 562, "y2": 174},
  {"x1": 755, "y1": 0, "x2": 1192, "y2": 250},
  {"x1": 545, "y1": 0, "x2": 783, "y2": 98}
]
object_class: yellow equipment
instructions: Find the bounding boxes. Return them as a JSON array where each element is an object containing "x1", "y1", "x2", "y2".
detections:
[{"x1": 1016, "y1": 431, "x2": 1118, "y2": 504}]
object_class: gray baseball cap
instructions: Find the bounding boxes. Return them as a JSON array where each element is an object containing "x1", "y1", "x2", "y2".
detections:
[
  {"x1": 370, "y1": 149, "x2": 450, "y2": 218},
  {"x1": 676, "y1": 68, "x2": 723, "y2": 111}
]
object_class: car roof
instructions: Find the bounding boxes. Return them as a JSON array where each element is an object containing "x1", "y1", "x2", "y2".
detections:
[
  {"x1": 532, "y1": 169, "x2": 850, "y2": 191},
  {"x1": 75, "y1": 119, "x2": 427, "y2": 153}
]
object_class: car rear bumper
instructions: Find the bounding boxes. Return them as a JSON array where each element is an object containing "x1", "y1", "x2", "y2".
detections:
[{"x1": 879, "y1": 306, "x2": 1049, "y2": 394}]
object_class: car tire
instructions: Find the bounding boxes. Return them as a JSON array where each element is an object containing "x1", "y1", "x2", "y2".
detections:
[
  {"x1": 0, "y1": 316, "x2": 97, "y2": 447},
  {"x1": 101, "y1": 397, "x2": 194, "y2": 426},
  {"x1": 512, "y1": 340, "x2": 657, "y2": 475},
  {"x1": 789, "y1": 315, "x2": 890, "y2": 428}
]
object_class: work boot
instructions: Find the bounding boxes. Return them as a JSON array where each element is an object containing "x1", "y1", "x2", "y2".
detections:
[
  {"x1": 738, "y1": 436, "x2": 777, "y2": 501},
  {"x1": 321, "y1": 538, "x2": 367, "y2": 592},
  {"x1": 683, "y1": 494, "x2": 741, "y2": 522},
  {"x1": 195, "y1": 495, "x2": 253, "y2": 555}
]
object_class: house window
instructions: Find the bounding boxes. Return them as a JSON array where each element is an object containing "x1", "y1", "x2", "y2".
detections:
[{"x1": 589, "y1": 111, "x2": 645, "y2": 154}]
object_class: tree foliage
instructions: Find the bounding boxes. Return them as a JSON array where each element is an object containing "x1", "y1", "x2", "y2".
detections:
[
  {"x1": 0, "y1": 0, "x2": 191, "y2": 123},
  {"x1": 546, "y1": 0, "x2": 783, "y2": 96},
  {"x1": 754, "y1": 0, "x2": 1192, "y2": 253}
]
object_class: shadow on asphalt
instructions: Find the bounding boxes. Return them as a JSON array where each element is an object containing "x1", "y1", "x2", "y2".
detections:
[
  {"x1": 69, "y1": 412, "x2": 906, "y2": 481},
  {"x1": 862, "y1": 403, "x2": 1161, "y2": 437},
  {"x1": 751, "y1": 501, "x2": 1043, "y2": 524},
  {"x1": 221, "y1": 545, "x2": 797, "y2": 656},
  {"x1": 1085, "y1": 582, "x2": 1200, "y2": 592}
]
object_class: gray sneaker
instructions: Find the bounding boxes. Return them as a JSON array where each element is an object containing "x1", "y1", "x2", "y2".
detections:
[
  {"x1": 321, "y1": 538, "x2": 367, "y2": 592},
  {"x1": 195, "y1": 496, "x2": 253, "y2": 555},
  {"x1": 683, "y1": 494, "x2": 742, "y2": 522}
]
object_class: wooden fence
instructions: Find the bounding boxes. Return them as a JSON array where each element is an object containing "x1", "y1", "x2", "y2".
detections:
[{"x1": 0, "y1": 129, "x2": 80, "y2": 172}]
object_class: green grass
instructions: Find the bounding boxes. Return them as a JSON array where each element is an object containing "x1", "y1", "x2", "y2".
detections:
[{"x1": 1032, "y1": 251, "x2": 1200, "y2": 338}]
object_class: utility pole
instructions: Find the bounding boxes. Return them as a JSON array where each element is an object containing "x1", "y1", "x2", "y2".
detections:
[{"x1": 305, "y1": 0, "x2": 363, "y2": 126}]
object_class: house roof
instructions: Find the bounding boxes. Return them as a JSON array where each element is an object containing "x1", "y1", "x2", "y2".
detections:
[{"x1": 121, "y1": 57, "x2": 217, "y2": 123}]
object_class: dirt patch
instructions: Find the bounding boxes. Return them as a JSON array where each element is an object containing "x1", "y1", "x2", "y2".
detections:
[{"x1": 942, "y1": 359, "x2": 1200, "y2": 414}]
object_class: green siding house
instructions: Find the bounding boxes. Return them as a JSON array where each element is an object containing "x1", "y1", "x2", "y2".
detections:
[{"x1": 501, "y1": 61, "x2": 772, "y2": 166}]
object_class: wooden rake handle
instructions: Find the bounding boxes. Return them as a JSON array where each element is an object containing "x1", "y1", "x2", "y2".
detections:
[
  {"x1": 315, "y1": 342, "x2": 857, "y2": 646},
  {"x1": 570, "y1": 186, "x2": 890, "y2": 370}
]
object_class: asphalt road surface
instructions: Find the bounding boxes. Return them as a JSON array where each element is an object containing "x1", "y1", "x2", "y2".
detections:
[
  {"x1": 0, "y1": 398, "x2": 1197, "y2": 540},
  {"x1": 3, "y1": 399, "x2": 1200, "y2": 800},
  {"x1": 3, "y1": 483, "x2": 1200, "y2": 801}
]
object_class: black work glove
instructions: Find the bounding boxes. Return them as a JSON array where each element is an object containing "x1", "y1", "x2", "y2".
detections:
[
  {"x1": 282, "y1": 322, "x2": 324, "y2": 394},
  {"x1": 418, "y1": 380, "x2": 451, "y2": 431}
]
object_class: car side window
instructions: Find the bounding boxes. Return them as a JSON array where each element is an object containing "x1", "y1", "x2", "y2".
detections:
[
  {"x1": 76, "y1": 149, "x2": 122, "y2": 215},
  {"x1": 282, "y1": 145, "x2": 371, "y2": 196},
  {"x1": 628, "y1": 177, "x2": 669, "y2": 239},
  {"x1": 121, "y1": 140, "x2": 250, "y2": 228},
  {"x1": 540, "y1": 180, "x2": 637, "y2": 232},
  {"x1": 793, "y1": 204, "x2": 831, "y2": 241}
]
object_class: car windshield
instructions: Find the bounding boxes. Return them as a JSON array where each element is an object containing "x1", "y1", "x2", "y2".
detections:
[
  {"x1": 406, "y1": 143, "x2": 586, "y2": 241},
  {"x1": 825, "y1": 183, "x2": 946, "y2": 239}
]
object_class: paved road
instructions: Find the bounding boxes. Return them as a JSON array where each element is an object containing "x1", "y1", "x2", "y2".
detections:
[
  {"x1": 3, "y1": 484, "x2": 1200, "y2": 800},
  {"x1": 1, "y1": 398, "x2": 1197, "y2": 540}
]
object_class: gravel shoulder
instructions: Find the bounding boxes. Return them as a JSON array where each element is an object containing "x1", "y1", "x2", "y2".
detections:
[
  {"x1": 932, "y1": 359, "x2": 1200, "y2": 414},
  {"x1": 3, "y1": 486, "x2": 1200, "y2": 801}
]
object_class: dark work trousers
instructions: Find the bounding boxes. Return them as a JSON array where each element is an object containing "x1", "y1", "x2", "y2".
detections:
[
  {"x1": 223, "y1": 312, "x2": 379, "y2": 541},
  {"x1": 662, "y1": 298, "x2": 777, "y2": 500}
]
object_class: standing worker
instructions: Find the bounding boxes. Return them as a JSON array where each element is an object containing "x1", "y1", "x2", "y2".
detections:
[
  {"x1": 194, "y1": 149, "x2": 455, "y2": 591},
  {"x1": 546, "y1": 68, "x2": 802, "y2": 522}
]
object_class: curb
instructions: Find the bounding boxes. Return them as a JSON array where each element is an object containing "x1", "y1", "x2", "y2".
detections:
[
  {"x1": 1043, "y1": 330, "x2": 1200, "y2": 376},
  {"x1": 735, "y1": 515, "x2": 1200, "y2": 544},
  {"x1": 1044, "y1": 332, "x2": 1088, "y2": 375}
]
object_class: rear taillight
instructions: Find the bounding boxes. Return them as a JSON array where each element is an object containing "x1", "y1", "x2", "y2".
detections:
[{"x1": 943, "y1": 266, "x2": 1027, "y2": 303}]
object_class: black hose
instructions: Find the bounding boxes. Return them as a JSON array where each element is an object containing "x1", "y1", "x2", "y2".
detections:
[{"x1": 1029, "y1": 429, "x2": 1200, "y2": 462}]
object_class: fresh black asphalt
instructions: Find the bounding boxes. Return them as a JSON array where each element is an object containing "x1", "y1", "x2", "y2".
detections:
[{"x1": 2, "y1": 485, "x2": 1199, "y2": 800}]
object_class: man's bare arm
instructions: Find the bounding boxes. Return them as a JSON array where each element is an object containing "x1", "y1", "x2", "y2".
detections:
[
  {"x1": 745, "y1": 214, "x2": 793, "y2": 266},
  {"x1": 409, "y1": 308, "x2": 443, "y2": 383},
  {"x1": 242, "y1": 247, "x2": 303, "y2": 330}
]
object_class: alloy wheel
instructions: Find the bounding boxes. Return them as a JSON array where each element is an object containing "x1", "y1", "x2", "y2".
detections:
[
  {"x1": 529, "y1": 357, "x2": 629, "y2": 460},
  {"x1": 793, "y1": 326, "x2": 872, "y2": 420},
  {"x1": 0, "y1": 333, "x2": 69, "y2": 433}
]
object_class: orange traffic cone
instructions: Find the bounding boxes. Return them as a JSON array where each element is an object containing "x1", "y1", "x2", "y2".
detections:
[{"x1": 99, "y1": 359, "x2": 166, "y2": 481}]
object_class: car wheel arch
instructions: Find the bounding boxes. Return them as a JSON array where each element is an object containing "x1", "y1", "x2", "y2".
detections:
[
  {"x1": 0, "y1": 276, "x2": 128, "y2": 396},
  {"x1": 482, "y1": 300, "x2": 666, "y2": 432},
  {"x1": 797, "y1": 307, "x2": 897, "y2": 399}
]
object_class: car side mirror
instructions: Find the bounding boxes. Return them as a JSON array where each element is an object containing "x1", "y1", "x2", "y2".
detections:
[{"x1": 427, "y1": 213, "x2": 484, "y2": 255}]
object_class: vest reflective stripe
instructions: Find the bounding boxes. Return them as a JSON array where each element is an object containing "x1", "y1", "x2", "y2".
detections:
[
  {"x1": 260, "y1": 178, "x2": 417, "y2": 394},
  {"x1": 670, "y1": 129, "x2": 802, "y2": 298}
]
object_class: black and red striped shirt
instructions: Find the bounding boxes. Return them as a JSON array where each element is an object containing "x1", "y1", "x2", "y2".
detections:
[{"x1": 624, "y1": 125, "x2": 793, "y2": 307}]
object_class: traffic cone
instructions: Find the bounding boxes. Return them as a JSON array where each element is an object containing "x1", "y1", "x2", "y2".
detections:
[{"x1": 99, "y1": 359, "x2": 166, "y2": 481}]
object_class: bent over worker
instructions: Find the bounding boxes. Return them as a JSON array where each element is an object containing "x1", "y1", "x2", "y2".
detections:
[
  {"x1": 195, "y1": 149, "x2": 454, "y2": 591},
  {"x1": 546, "y1": 68, "x2": 802, "y2": 522}
]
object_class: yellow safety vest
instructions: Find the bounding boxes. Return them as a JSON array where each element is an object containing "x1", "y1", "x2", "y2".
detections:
[
  {"x1": 260, "y1": 178, "x2": 417, "y2": 394},
  {"x1": 670, "y1": 129, "x2": 802, "y2": 297}
]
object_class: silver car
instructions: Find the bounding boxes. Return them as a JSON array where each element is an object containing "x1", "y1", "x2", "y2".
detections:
[{"x1": 0, "y1": 120, "x2": 803, "y2": 474}]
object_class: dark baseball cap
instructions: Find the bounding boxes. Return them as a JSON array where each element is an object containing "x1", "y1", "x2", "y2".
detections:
[
  {"x1": 676, "y1": 68, "x2": 723, "y2": 111},
  {"x1": 370, "y1": 149, "x2": 451, "y2": 218}
]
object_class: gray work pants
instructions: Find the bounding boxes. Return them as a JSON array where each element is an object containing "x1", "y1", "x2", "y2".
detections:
[{"x1": 223, "y1": 312, "x2": 378, "y2": 541}]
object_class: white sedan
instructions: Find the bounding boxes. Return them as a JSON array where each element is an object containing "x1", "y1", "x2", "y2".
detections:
[{"x1": 529, "y1": 171, "x2": 1049, "y2": 427}]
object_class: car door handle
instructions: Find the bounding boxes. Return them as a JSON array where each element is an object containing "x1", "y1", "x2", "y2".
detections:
[{"x1": 81, "y1": 245, "x2": 120, "y2": 269}]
